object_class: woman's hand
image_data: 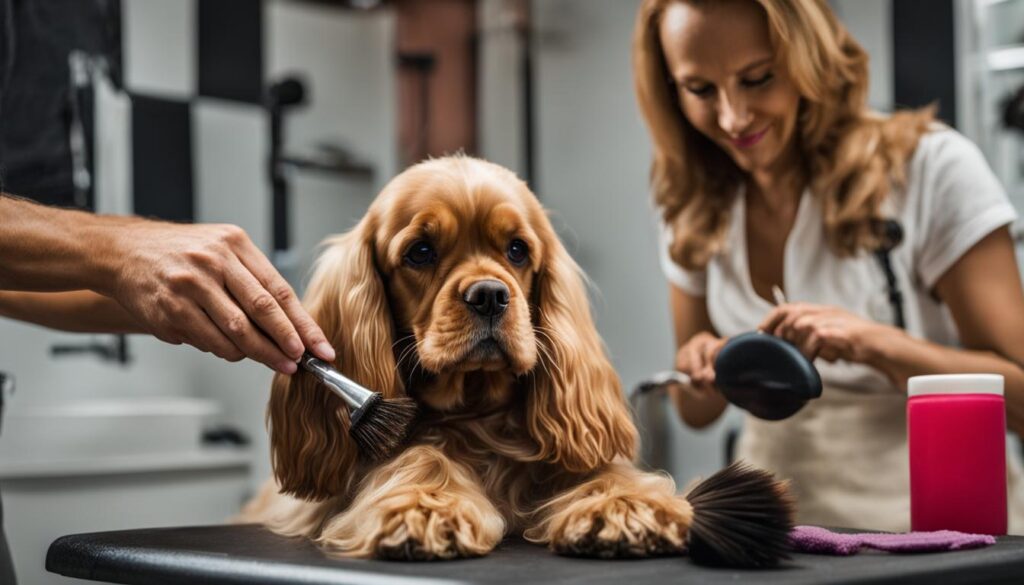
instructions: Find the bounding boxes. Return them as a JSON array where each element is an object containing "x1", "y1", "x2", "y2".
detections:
[
  {"x1": 670, "y1": 331, "x2": 730, "y2": 429},
  {"x1": 675, "y1": 331, "x2": 728, "y2": 391},
  {"x1": 758, "y1": 303, "x2": 892, "y2": 364}
]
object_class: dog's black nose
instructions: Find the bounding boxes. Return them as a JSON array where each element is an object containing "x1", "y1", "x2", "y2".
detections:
[{"x1": 463, "y1": 280, "x2": 509, "y2": 317}]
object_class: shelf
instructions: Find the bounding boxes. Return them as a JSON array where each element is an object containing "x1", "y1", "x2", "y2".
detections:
[
  {"x1": 279, "y1": 154, "x2": 374, "y2": 178},
  {"x1": 988, "y1": 45, "x2": 1024, "y2": 71},
  {"x1": 979, "y1": 0, "x2": 1023, "y2": 7},
  {"x1": 0, "y1": 447, "x2": 251, "y2": 479}
]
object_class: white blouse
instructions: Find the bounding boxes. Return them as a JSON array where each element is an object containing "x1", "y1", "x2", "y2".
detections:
[{"x1": 658, "y1": 127, "x2": 1024, "y2": 532}]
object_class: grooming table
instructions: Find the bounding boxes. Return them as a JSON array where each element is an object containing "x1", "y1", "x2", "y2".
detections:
[{"x1": 46, "y1": 524, "x2": 1024, "y2": 585}]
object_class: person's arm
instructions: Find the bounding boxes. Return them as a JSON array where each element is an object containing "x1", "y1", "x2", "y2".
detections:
[
  {"x1": 0, "y1": 194, "x2": 335, "y2": 372},
  {"x1": 0, "y1": 290, "x2": 142, "y2": 333},
  {"x1": 871, "y1": 227, "x2": 1024, "y2": 435},
  {"x1": 667, "y1": 285, "x2": 729, "y2": 429},
  {"x1": 761, "y1": 228, "x2": 1024, "y2": 435},
  {"x1": 0, "y1": 194, "x2": 137, "y2": 292}
]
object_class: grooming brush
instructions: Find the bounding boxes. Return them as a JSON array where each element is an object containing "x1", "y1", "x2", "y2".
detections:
[
  {"x1": 634, "y1": 331, "x2": 822, "y2": 420},
  {"x1": 684, "y1": 461, "x2": 795, "y2": 568},
  {"x1": 299, "y1": 353, "x2": 418, "y2": 461}
]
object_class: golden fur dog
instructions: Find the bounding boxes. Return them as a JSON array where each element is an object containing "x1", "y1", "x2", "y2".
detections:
[{"x1": 241, "y1": 156, "x2": 698, "y2": 560}]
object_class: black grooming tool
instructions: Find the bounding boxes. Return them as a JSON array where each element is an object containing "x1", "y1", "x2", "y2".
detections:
[
  {"x1": 635, "y1": 331, "x2": 822, "y2": 420},
  {"x1": 713, "y1": 331, "x2": 822, "y2": 420}
]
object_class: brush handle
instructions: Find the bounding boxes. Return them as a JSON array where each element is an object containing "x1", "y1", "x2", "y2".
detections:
[
  {"x1": 633, "y1": 370, "x2": 692, "y2": 397},
  {"x1": 647, "y1": 370, "x2": 692, "y2": 387},
  {"x1": 299, "y1": 354, "x2": 376, "y2": 411}
]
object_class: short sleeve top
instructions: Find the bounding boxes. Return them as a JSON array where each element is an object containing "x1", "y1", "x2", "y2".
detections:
[{"x1": 658, "y1": 126, "x2": 1017, "y2": 393}]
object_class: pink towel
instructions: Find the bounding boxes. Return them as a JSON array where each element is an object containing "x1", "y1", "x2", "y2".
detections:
[{"x1": 789, "y1": 525, "x2": 996, "y2": 555}]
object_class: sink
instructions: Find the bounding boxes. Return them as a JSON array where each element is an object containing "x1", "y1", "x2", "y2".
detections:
[
  {"x1": 0, "y1": 397, "x2": 251, "y2": 585},
  {"x1": 0, "y1": 396, "x2": 222, "y2": 469}
]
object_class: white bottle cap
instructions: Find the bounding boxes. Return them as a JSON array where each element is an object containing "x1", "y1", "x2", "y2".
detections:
[{"x1": 907, "y1": 374, "x2": 1004, "y2": 397}]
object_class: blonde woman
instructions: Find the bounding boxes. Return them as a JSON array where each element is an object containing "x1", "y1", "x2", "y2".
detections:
[{"x1": 633, "y1": 0, "x2": 1024, "y2": 532}]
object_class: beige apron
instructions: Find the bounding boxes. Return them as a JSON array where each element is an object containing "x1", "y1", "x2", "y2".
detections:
[{"x1": 737, "y1": 384, "x2": 1024, "y2": 533}]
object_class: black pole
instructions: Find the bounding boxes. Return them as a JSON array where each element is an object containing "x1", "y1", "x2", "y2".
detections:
[
  {"x1": 397, "y1": 53, "x2": 436, "y2": 164},
  {"x1": 266, "y1": 77, "x2": 306, "y2": 255},
  {"x1": 269, "y1": 106, "x2": 288, "y2": 254},
  {"x1": 519, "y1": 0, "x2": 535, "y2": 189}
]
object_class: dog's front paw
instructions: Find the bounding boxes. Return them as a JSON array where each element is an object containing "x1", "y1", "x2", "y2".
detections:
[
  {"x1": 328, "y1": 488, "x2": 504, "y2": 561},
  {"x1": 374, "y1": 503, "x2": 491, "y2": 561},
  {"x1": 545, "y1": 494, "x2": 692, "y2": 559},
  {"x1": 318, "y1": 446, "x2": 505, "y2": 560}
]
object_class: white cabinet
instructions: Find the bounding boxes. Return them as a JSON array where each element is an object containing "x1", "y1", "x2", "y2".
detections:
[
  {"x1": 0, "y1": 396, "x2": 252, "y2": 585},
  {"x1": 1, "y1": 457, "x2": 251, "y2": 585},
  {"x1": 958, "y1": 0, "x2": 1024, "y2": 214}
]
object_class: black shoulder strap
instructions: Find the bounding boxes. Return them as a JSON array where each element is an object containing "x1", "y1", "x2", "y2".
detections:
[{"x1": 873, "y1": 219, "x2": 906, "y2": 329}]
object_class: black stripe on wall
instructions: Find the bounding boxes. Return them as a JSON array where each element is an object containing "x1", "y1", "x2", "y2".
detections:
[
  {"x1": 892, "y1": 0, "x2": 957, "y2": 127},
  {"x1": 198, "y1": 0, "x2": 264, "y2": 104},
  {"x1": 132, "y1": 94, "x2": 194, "y2": 222}
]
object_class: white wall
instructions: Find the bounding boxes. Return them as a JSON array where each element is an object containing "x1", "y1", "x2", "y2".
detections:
[
  {"x1": 830, "y1": 0, "x2": 894, "y2": 112},
  {"x1": 478, "y1": 0, "x2": 527, "y2": 177},
  {"x1": 122, "y1": 0, "x2": 197, "y2": 100}
]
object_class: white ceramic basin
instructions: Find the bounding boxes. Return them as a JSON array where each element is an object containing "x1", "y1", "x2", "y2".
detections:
[{"x1": 0, "y1": 396, "x2": 222, "y2": 467}]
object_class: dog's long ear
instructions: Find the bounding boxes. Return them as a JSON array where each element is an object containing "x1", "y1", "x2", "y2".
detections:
[
  {"x1": 267, "y1": 220, "x2": 401, "y2": 501},
  {"x1": 526, "y1": 222, "x2": 637, "y2": 472}
]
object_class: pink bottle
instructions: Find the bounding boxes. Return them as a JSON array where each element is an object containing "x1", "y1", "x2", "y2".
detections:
[{"x1": 908, "y1": 374, "x2": 1007, "y2": 535}]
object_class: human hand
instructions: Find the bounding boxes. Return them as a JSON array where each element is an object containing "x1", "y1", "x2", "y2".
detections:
[
  {"x1": 102, "y1": 221, "x2": 334, "y2": 373},
  {"x1": 758, "y1": 303, "x2": 890, "y2": 364},
  {"x1": 675, "y1": 331, "x2": 728, "y2": 392}
]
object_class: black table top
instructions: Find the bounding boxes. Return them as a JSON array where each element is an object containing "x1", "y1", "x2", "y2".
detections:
[{"x1": 46, "y1": 524, "x2": 1024, "y2": 585}]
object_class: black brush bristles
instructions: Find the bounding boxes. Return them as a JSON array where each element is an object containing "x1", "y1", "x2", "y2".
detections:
[
  {"x1": 349, "y1": 394, "x2": 418, "y2": 461},
  {"x1": 684, "y1": 461, "x2": 795, "y2": 568}
]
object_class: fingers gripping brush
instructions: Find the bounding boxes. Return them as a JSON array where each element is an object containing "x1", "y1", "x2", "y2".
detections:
[{"x1": 300, "y1": 353, "x2": 417, "y2": 461}]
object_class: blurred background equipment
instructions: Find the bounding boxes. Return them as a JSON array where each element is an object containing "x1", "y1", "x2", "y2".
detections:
[
  {"x1": 266, "y1": 74, "x2": 375, "y2": 272},
  {"x1": 957, "y1": 0, "x2": 1024, "y2": 244},
  {"x1": 1005, "y1": 84, "x2": 1024, "y2": 133}
]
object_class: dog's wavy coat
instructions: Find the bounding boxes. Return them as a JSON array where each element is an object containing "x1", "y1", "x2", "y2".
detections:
[{"x1": 242, "y1": 157, "x2": 788, "y2": 563}]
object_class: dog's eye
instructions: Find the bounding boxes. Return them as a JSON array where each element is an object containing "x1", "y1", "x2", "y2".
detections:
[
  {"x1": 404, "y1": 241, "x2": 437, "y2": 267},
  {"x1": 507, "y1": 239, "x2": 529, "y2": 266}
]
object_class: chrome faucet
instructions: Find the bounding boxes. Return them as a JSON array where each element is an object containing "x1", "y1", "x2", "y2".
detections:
[{"x1": 51, "y1": 334, "x2": 131, "y2": 365}]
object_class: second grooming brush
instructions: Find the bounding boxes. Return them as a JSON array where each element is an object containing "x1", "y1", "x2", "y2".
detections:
[
  {"x1": 300, "y1": 353, "x2": 417, "y2": 461},
  {"x1": 635, "y1": 331, "x2": 822, "y2": 420}
]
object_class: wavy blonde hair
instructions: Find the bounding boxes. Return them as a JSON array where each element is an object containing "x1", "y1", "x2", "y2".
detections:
[{"x1": 633, "y1": 0, "x2": 935, "y2": 270}]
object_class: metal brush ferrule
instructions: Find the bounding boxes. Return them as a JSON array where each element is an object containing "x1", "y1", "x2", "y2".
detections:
[
  {"x1": 300, "y1": 354, "x2": 377, "y2": 413},
  {"x1": 632, "y1": 370, "x2": 692, "y2": 398}
]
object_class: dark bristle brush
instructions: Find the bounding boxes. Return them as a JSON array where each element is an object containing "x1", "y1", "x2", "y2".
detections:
[
  {"x1": 684, "y1": 461, "x2": 795, "y2": 568},
  {"x1": 300, "y1": 353, "x2": 418, "y2": 461}
]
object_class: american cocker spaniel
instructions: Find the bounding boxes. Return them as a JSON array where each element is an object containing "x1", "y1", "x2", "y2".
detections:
[{"x1": 241, "y1": 156, "x2": 791, "y2": 565}]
